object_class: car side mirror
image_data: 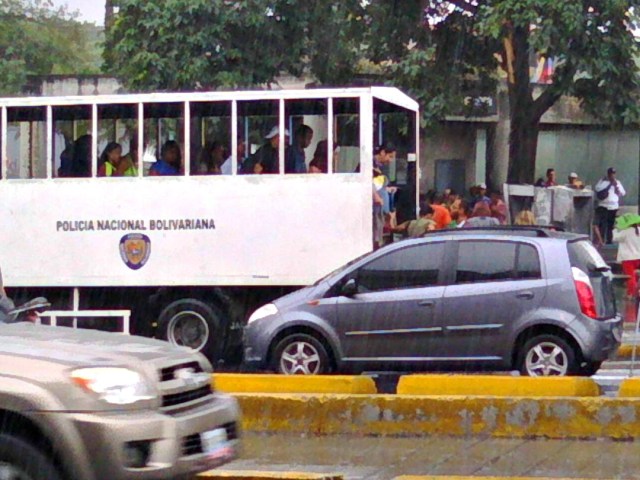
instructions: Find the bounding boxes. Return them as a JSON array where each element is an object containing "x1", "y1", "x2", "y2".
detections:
[{"x1": 341, "y1": 278, "x2": 358, "y2": 297}]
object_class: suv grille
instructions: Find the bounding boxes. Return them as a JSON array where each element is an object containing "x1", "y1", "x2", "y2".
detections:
[
  {"x1": 159, "y1": 361, "x2": 203, "y2": 382},
  {"x1": 158, "y1": 360, "x2": 212, "y2": 412},
  {"x1": 162, "y1": 385, "x2": 211, "y2": 408}
]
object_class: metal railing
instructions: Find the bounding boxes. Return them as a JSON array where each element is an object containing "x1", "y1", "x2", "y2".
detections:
[{"x1": 40, "y1": 310, "x2": 131, "y2": 335}]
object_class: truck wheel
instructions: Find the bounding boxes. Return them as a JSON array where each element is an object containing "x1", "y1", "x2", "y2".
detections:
[
  {"x1": 271, "y1": 333, "x2": 331, "y2": 375},
  {"x1": 158, "y1": 299, "x2": 224, "y2": 362},
  {"x1": 0, "y1": 434, "x2": 61, "y2": 480},
  {"x1": 517, "y1": 334, "x2": 579, "y2": 376}
]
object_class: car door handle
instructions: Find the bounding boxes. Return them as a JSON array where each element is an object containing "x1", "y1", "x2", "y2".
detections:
[
  {"x1": 418, "y1": 300, "x2": 435, "y2": 307},
  {"x1": 516, "y1": 291, "x2": 534, "y2": 300}
]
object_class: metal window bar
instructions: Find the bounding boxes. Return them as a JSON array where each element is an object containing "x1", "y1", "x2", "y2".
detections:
[{"x1": 40, "y1": 310, "x2": 131, "y2": 335}]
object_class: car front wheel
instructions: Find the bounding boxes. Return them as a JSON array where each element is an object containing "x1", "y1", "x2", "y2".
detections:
[
  {"x1": 518, "y1": 334, "x2": 579, "y2": 376},
  {"x1": 0, "y1": 434, "x2": 61, "y2": 480},
  {"x1": 272, "y1": 333, "x2": 330, "y2": 375}
]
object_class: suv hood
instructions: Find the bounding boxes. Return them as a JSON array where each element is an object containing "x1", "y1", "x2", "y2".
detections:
[{"x1": 0, "y1": 323, "x2": 194, "y2": 367}]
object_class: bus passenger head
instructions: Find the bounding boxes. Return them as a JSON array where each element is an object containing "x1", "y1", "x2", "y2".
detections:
[
  {"x1": 100, "y1": 142, "x2": 122, "y2": 166},
  {"x1": 161, "y1": 140, "x2": 182, "y2": 168},
  {"x1": 374, "y1": 144, "x2": 396, "y2": 165},
  {"x1": 265, "y1": 127, "x2": 289, "y2": 149},
  {"x1": 296, "y1": 125, "x2": 314, "y2": 149}
]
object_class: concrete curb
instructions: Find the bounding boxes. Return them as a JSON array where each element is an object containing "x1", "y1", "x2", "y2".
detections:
[
  {"x1": 213, "y1": 374, "x2": 376, "y2": 394},
  {"x1": 234, "y1": 393, "x2": 640, "y2": 440},
  {"x1": 396, "y1": 375, "x2": 600, "y2": 397},
  {"x1": 198, "y1": 472, "x2": 343, "y2": 480}
]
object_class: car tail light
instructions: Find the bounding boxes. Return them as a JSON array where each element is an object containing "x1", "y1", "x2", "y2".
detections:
[{"x1": 572, "y1": 267, "x2": 597, "y2": 319}]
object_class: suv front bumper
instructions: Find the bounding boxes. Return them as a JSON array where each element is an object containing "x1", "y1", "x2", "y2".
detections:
[{"x1": 38, "y1": 393, "x2": 240, "y2": 480}]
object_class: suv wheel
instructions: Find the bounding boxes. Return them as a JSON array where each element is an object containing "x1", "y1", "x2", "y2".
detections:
[
  {"x1": 518, "y1": 334, "x2": 579, "y2": 376},
  {"x1": 0, "y1": 434, "x2": 61, "y2": 480},
  {"x1": 272, "y1": 333, "x2": 330, "y2": 375}
]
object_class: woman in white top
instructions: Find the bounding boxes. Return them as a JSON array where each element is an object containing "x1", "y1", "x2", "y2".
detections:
[{"x1": 613, "y1": 216, "x2": 640, "y2": 299}]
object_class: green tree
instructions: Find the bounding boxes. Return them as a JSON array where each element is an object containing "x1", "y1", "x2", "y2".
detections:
[
  {"x1": 105, "y1": 0, "x2": 310, "y2": 91},
  {"x1": 360, "y1": 0, "x2": 640, "y2": 184},
  {"x1": 0, "y1": 0, "x2": 101, "y2": 95}
]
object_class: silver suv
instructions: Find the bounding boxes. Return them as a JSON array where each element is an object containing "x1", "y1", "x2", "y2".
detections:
[
  {"x1": 0, "y1": 321, "x2": 240, "y2": 479},
  {"x1": 244, "y1": 228, "x2": 622, "y2": 376}
]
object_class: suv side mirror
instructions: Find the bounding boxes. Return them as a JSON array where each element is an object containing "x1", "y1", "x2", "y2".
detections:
[{"x1": 341, "y1": 278, "x2": 358, "y2": 297}]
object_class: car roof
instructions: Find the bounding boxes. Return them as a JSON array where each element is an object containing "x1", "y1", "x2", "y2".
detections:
[{"x1": 422, "y1": 226, "x2": 588, "y2": 241}]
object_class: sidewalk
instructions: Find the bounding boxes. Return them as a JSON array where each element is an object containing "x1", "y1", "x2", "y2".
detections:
[{"x1": 227, "y1": 433, "x2": 640, "y2": 480}]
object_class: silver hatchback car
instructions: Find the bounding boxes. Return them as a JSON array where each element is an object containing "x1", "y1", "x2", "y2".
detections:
[{"x1": 244, "y1": 228, "x2": 623, "y2": 376}]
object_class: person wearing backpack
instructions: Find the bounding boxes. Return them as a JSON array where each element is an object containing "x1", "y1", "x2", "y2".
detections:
[{"x1": 595, "y1": 167, "x2": 626, "y2": 244}]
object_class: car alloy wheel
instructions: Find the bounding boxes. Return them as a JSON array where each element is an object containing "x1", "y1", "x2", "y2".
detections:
[
  {"x1": 280, "y1": 341, "x2": 322, "y2": 375},
  {"x1": 525, "y1": 341, "x2": 569, "y2": 376}
]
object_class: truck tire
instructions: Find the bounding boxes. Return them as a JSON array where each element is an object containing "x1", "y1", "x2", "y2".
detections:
[
  {"x1": 0, "y1": 434, "x2": 61, "y2": 480},
  {"x1": 158, "y1": 299, "x2": 224, "y2": 362}
]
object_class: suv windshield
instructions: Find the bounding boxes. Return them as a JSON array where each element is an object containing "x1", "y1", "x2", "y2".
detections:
[{"x1": 568, "y1": 240, "x2": 616, "y2": 319}]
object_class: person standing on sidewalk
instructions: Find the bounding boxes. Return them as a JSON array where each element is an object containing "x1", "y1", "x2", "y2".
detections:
[
  {"x1": 613, "y1": 214, "x2": 640, "y2": 299},
  {"x1": 595, "y1": 167, "x2": 625, "y2": 244}
]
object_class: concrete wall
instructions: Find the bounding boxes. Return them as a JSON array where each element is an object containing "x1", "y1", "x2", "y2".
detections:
[
  {"x1": 536, "y1": 128, "x2": 639, "y2": 207},
  {"x1": 421, "y1": 123, "x2": 480, "y2": 194},
  {"x1": 25, "y1": 75, "x2": 124, "y2": 97}
]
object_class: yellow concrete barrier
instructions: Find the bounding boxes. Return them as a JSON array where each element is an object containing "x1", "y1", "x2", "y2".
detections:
[
  {"x1": 394, "y1": 477, "x2": 611, "y2": 480},
  {"x1": 198, "y1": 471, "x2": 343, "y2": 479},
  {"x1": 234, "y1": 393, "x2": 640, "y2": 440},
  {"x1": 396, "y1": 374, "x2": 600, "y2": 397},
  {"x1": 213, "y1": 374, "x2": 377, "y2": 394},
  {"x1": 616, "y1": 344, "x2": 636, "y2": 359},
  {"x1": 618, "y1": 377, "x2": 640, "y2": 397}
]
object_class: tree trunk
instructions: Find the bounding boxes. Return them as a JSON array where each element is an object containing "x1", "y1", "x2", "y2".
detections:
[
  {"x1": 507, "y1": 116, "x2": 538, "y2": 184},
  {"x1": 503, "y1": 24, "x2": 539, "y2": 185}
]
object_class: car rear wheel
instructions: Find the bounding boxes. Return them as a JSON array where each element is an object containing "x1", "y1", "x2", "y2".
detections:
[
  {"x1": 518, "y1": 334, "x2": 579, "y2": 376},
  {"x1": 158, "y1": 299, "x2": 224, "y2": 362},
  {"x1": 272, "y1": 333, "x2": 330, "y2": 375},
  {"x1": 0, "y1": 434, "x2": 61, "y2": 480}
]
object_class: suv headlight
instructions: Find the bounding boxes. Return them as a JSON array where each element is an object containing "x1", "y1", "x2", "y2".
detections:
[
  {"x1": 248, "y1": 303, "x2": 278, "y2": 324},
  {"x1": 71, "y1": 367, "x2": 156, "y2": 405}
]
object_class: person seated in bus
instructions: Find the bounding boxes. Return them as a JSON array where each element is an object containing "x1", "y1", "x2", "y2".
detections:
[
  {"x1": 196, "y1": 141, "x2": 224, "y2": 175},
  {"x1": 58, "y1": 139, "x2": 75, "y2": 177},
  {"x1": 66, "y1": 134, "x2": 92, "y2": 177},
  {"x1": 98, "y1": 142, "x2": 123, "y2": 177},
  {"x1": 120, "y1": 137, "x2": 139, "y2": 176},
  {"x1": 285, "y1": 125, "x2": 313, "y2": 174},
  {"x1": 242, "y1": 126, "x2": 288, "y2": 174},
  {"x1": 308, "y1": 140, "x2": 328, "y2": 173},
  {"x1": 149, "y1": 140, "x2": 182, "y2": 176},
  {"x1": 220, "y1": 138, "x2": 247, "y2": 175},
  {"x1": 98, "y1": 141, "x2": 138, "y2": 177}
]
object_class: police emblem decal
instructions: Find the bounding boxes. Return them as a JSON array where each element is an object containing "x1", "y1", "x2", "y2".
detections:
[{"x1": 119, "y1": 233, "x2": 151, "y2": 270}]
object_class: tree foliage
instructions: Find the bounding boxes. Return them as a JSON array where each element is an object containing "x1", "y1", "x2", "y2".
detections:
[
  {"x1": 0, "y1": 0, "x2": 101, "y2": 95},
  {"x1": 105, "y1": 0, "x2": 311, "y2": 91}
]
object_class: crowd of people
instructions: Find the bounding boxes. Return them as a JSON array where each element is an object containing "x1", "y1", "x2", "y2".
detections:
[
  {"x1": 373, "y1": 172, "x2": 520, "y2": 248},
  {"x1": 58, "y1": 123, "x2": 335, "y2": 179}
]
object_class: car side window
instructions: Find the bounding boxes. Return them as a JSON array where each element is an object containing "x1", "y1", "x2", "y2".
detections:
[
  {"x1": 455, "y1": 241, "x2": 516, "y2": 284},
  {"x1": 355, "y1": 243, "x2": 444, "y2": 293},
  {"x1": 516, "y1": 244, "x2": 541, "y2": 279}
]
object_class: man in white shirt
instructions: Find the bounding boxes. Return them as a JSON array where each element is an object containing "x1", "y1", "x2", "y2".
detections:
[{"x1": 595, "y1": 167, "x2": 626, "y2": 244}]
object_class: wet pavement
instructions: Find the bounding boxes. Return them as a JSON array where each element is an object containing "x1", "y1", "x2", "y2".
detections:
[{"x1": 226, "y1": 433, "x2": 640, "y2": 479}]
